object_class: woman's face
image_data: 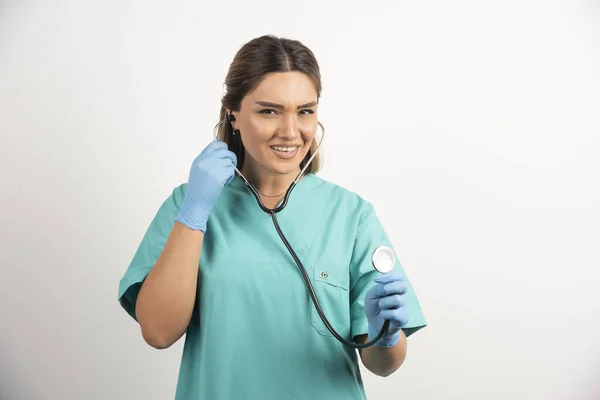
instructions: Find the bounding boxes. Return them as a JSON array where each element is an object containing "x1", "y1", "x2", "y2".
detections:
[{"x1": 229, "y1": 71, "x2": 319, "y2": 177}]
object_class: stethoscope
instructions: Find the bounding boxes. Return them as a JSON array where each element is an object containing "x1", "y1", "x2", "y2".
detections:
[{"x1": 213, "y1": 115, "x2": 396, "y2": 349}]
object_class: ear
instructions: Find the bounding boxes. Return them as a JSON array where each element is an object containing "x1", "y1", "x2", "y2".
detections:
[{"x1": 226, "y1": 108, "x2": 238, "y2": 129}]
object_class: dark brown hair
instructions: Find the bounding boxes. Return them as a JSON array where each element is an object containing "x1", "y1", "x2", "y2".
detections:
[{"x1": 217, "y1": 35, "x2": 322, "y2": 173}]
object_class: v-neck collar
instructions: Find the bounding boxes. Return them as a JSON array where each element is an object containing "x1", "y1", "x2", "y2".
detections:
[
  {"x1": 221, "y1": 172, "x2": 324, "y2": 262},
  {"x1": 228, "y1": 172, "x2": 317, "y2": 207}
]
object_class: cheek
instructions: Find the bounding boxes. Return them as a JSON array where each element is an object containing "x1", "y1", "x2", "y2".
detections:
[
  {"x1": 239, "y1": 120, "x2": 269, "y2": 151},
  {"x1": 243, "y1": 118, "x2": 273, "y2": 145},
  {"x1": 300, "y1": 121, "x2": 319, "y2": 145}
]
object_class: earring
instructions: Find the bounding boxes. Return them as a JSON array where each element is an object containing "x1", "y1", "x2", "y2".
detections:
[{"x1": 233, "y1": 129, "x2": 240, "y2": 135}]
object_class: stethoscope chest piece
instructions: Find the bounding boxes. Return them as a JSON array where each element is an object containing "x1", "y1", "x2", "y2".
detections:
[{"x1": 372, "y1": 246, "x2": 395, "y2": 273}]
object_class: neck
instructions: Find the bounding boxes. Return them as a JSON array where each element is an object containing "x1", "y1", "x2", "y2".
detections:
[{"x1": 240, "y1": 161, "x2": 302, "y2": 199}]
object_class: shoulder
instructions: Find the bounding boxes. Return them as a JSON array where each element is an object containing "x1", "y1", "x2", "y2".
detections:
[
  {"x1": 153, "y1": 183, "x2": 188, "y2": 216},
  {"x1": 171, "y1": 182, "x2": 188, "y2": 204}
]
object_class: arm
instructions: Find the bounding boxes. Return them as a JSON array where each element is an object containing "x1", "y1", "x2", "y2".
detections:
[
  {"x1": 134, "y1": 140, "x2": 237, "y2": 349},
  {"x1": 135, "y1": 222, "x2": 203, "y2": 349},
  {"x1": 356, "y1": 332, "x2": 408, "y2": 377}
]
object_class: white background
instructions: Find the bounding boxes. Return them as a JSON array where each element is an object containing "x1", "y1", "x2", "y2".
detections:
[{"x1": 1, "y1": 1, "x2": 599, "y2": 399}]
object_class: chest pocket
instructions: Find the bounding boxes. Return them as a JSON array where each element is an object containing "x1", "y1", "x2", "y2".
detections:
[{"x1": 308, "y1": 261, "x2": 351, "y2": 338}]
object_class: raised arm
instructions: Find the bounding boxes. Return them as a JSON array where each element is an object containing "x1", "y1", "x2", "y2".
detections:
[{"x1": 135, "y1": 140, "x2": 237, "y2": 348}]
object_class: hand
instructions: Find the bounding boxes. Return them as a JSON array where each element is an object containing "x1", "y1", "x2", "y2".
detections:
[
  {"x1": 174, "y1": 140, "x2": 237, "y2": 232},
  {"x1": 364, "y1": 271, "x2": 409, "y2": 347}
]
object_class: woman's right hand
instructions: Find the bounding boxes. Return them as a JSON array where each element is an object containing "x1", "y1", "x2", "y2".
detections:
[{"x1": 174, "y1": 140, "x2": 237, "y2": 232}]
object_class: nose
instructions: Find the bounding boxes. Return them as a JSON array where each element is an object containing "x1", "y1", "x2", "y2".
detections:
[{"x1": 277, "y1": 114, "x2": 300, "y2": 140}]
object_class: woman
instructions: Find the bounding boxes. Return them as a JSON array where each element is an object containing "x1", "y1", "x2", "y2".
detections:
[{"x1": 118, "y1": 35, "x2": 426, "y2": 399}]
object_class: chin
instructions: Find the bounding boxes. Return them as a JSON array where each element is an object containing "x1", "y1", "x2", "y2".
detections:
[
  {"x1": 265, "y1": 149, "x2": 308, "y2": 175},
  {"x1": 269, "y1": 160, "x2": 301, "y2": 175}
]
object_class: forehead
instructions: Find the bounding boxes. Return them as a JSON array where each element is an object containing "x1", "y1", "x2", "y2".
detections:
[{"x1": 245, "y1": 72, "x2": 317, "y2": 104}]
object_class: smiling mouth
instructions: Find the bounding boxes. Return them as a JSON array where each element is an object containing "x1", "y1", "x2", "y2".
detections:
[
  {"x1": 271, "y1": 145, "x2": 298, "y2": 152},
  {"x1": 270, "y1": 145, "x2": 299, "y2": 159}
]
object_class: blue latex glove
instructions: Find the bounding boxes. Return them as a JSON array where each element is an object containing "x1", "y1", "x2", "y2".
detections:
[
  {"x1": 174, "y1": 140, "x2": 237, "y2": 232},
  {"x1": 364, "y1": 271, "x2": 410, "y2": 347}
]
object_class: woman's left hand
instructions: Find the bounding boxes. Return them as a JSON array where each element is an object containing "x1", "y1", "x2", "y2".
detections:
[{"x1": 364, "y1": 271, "x2": 409, "y2": 347}]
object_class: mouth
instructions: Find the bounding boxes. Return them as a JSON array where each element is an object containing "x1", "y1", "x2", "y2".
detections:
[{"x1": 270, "y1": 145, "x2": 299, "y2": 159}]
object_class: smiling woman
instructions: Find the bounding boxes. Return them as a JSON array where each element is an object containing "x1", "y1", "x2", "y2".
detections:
[
  {"x1": 216, "y1": 38, "x2": 324, "y2": 205},
  {"x1": 117, "y1": 34, "x2": 427, "y2": 400}
]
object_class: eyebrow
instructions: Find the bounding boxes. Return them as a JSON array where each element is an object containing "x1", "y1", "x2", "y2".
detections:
[{"x1": 254, "y1": 101, "x2": 318, "y2": 110}]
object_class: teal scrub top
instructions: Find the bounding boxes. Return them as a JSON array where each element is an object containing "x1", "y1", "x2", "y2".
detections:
[{"x1": 118, "y1": 173, "x2": 427, "y2": 400}]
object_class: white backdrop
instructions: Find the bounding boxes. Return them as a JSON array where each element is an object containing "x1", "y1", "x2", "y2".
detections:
[{"x1": 1, "y1": 1, "x2": 599, "y2": 399}]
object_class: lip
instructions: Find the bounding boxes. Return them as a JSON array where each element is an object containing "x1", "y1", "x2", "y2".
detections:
[{"x1": 270, "y1": 145, "x2": 299, "y2": 159}]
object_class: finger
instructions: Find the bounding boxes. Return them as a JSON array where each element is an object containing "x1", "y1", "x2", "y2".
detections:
[
  {"x1": 205, "y1": 140, "x2": 229, "y2": 154},
  {"x1": 201, "y1": 141, "x2": 226, "y2": 158},
  {"x1": 211, "y1": 146, "x2": 232, "y2": 158},
  {"x1": 217, "y1": 164, "x2": 236, "y2": 185},
  {"x1": 373, "y1": 280, "x2": 407, "y2": 299},
  {"x1": 378, "y1": 294, "x2": 406, "y2": 310},
  {"x1": 213, "y1": 148, "x2": 238, "y2": 166},
  {"x1": 374, "y1": 271, "x2": 405, "y2": 284},
  {"x1": 227, "y1": 151, "x2": 238, "y2": 167},
  {"x1": 365, "y1": 284, "x2": 381, "y2": 300},
  {"x1": 215, "y1": 156, "x2": 234, "y2": 166},
  {"x1": 225, "y1": 169, "x2": 236, "y2": 185},
  {"x1": 380, "y1": 308, "x2": 410, "y2": 327}
]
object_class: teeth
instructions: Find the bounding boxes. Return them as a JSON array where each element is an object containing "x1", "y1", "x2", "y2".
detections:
[{"x1": 272, "y1": 146, "x2": 297, "y2": 153}]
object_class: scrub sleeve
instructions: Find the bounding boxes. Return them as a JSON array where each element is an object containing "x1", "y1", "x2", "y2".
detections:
[
  {"x1": 349, "y1": 201, "x2": 427, "y2": 340},
  {"x1": 118, "y1": 187, "x2": 183, "y2": 321}
]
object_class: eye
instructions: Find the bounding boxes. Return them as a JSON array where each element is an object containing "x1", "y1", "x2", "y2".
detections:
[
  {"x1": 299, "y1": 109, "x2": 315, "y2": 115},
  {"x1": 259, "y1": 109, "x2": 278, "y2": 115}
]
